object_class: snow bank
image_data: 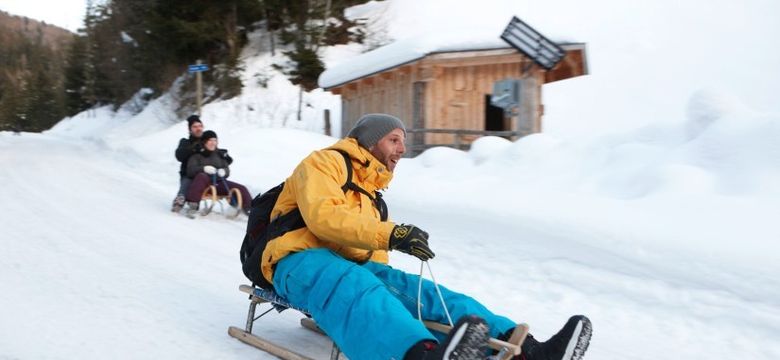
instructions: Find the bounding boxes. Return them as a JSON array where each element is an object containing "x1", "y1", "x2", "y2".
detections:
[
  {"x1": 389, "y1": 92, "x2": 780, "y2": 277},
  {"x1": 48, "y1": 88, "x2": 179, "y2": 141}
]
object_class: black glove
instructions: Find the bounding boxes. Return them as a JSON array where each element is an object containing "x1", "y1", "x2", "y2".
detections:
[
  {"x1": 193, "y1": 142, "x2": 204, "y2": 154},
  {"x1": 389, "y1": 224, "x2": 435, "y2": 261},
  {"x1": 218, "y1": 149, "x2": 233, "y2": 164}
]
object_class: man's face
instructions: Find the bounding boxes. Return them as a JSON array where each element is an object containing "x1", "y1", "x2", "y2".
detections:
[
  {"x1": 190, "y1": 122, "x2": 204, "y2": 138},
  {"x1": 204, "y1": 138, "x2": 218, "y2": 152},
  {"x1": 369, "y1": 128, "x2": 406, "y2": 172}
]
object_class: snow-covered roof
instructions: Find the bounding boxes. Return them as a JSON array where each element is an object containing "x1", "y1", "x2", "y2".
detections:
[
  {"x1": 319, "y1": 37, "x2": 503, "y2": 89},
  {"x1": 319, "y1": 34, "x2": 579, "y2": 89}
]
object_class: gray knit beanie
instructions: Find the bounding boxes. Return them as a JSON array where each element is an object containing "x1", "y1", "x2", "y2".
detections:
[{"x1": 347, "y1": 113, "x2": 406, "y2": 149}]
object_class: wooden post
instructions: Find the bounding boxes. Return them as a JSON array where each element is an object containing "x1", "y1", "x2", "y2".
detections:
[
  {"x1": 324, "y1": 109, "x2": 331, "y2": 136},
  {"x1": 195, "y1": 59, "x2": 203, "y2": 115},
  {"x1": 341, "y1": 98, "x2": 348, "y2": 138},
  {"x1": 411, "y1": 82, "x2": 427, "y2": 156},
  {"x1": 297, "y1": 86, "x2": 303, "y2": 121},
  {"x1": 517, "y1": 75, "x2": 538, "y2": 137}
]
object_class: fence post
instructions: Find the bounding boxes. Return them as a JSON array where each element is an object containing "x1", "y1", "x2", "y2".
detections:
[
  {"x1": 324, "y1": 109, "x2": 331, "y2": 136},
  {"x1": 195, "y1": 59, "x2": 203, "y2": 115}
]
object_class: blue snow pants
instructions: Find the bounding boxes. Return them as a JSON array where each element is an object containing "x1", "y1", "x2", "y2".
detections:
[{"x1": 273, "y1": 248, "x2": 516, "y2": 360}]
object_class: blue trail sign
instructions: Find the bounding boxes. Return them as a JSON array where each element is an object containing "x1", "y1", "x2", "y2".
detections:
[{"x1": 188, "y1": 64, "x2": 209, "y2": 73}]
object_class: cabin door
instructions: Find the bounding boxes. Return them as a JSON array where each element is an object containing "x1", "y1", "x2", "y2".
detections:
[{"x1": 485, "y1": 94, "x2": 508, "y2": 132}]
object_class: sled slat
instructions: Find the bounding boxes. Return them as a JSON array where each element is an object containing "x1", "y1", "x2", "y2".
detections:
[
  {"x1": 228, "y1": 326, "x2": 314, "y2": 360},
  {"x1": 239, "y1": 284, "x2": 255, "y2": 295},
  {"x1": 240, "y1": 284, "x2": 310, "y2": 314},
  {"x1": 502, "y1": 323, "x2": 529, "y2": 359}
]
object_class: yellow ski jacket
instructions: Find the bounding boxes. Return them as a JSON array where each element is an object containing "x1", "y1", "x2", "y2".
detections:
[{"x1": 260, "y1": 138, "x2": 396, "y2": 284}]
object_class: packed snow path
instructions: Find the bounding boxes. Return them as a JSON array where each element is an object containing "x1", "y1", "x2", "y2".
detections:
[{"x1": 1, "y1": 132, "x2": 778, "y2": 359}]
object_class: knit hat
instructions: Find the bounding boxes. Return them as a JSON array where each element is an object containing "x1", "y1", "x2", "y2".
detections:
[
  {"x1": 187, "y1": 114, "x2": 202, "y2": 128},
  {"x1": 347, "y1": 113, "x2": 406, "y2": 149},
  {"x1": 201, "y1": 130, "x2": 217, "y2": 141}
]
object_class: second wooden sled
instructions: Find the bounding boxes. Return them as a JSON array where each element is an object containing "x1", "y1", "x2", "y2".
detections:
[
  {"x1": 228, "y1": 284, "x2": 529, "y2": 360},
  {"x1": 199, "y1": 185, "x2": 243, "y2": 219}
]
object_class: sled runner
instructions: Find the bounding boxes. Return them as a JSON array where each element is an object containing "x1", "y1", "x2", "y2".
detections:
[
  {"x1": 197, "y1": 183, "x2": 243, "y2": 219},
  {"x1": 227, "y1": 284, "x2": 530, "y2": 360}
]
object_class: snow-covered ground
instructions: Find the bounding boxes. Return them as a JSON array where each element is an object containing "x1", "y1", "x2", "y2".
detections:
[
  {"x1": 2, "y1": 0, "x2": 780, "y2": 358},
  {"x1": 2, "y1": 99, "x2": 778, "y2": 358}
]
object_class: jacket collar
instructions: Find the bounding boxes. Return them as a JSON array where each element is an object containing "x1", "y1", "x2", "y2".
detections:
[{"x1": 327, "y1": 138, "x2": 393, "y2": 191}]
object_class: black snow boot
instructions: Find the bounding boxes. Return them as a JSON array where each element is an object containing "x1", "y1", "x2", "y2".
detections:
[
  {"x1": 171, "y1": 194, "x2": 185, "y2": 212},
  {"x1": 404, "y1": 315, "x2": 490, "y2": 360},
  {"x1": 519, "y1": 315, "x2": 592, "y2": 360}
]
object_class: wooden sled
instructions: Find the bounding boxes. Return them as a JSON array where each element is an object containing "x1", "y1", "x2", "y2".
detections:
[
  {"x1": 198, "y1": 185, "x2": 243, "y2": 219},
  {"x1": 228, "y1": 284, "x2": 529, "y2": 360}
]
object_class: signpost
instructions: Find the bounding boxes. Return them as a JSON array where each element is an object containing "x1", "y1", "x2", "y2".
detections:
[
  {"x1": 500, "y1": 16, "x2": 565, "y2": 71},
  {"x1": 188, "y1": 60, "x2": 209, "y2": 115},
  {"x1": 496, "y1": 17, "x2": 563, "y2": 138}
]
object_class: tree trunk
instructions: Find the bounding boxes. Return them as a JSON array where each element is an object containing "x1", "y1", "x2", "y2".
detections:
[
  {"x1": 263, "y1": 3, "x2": 275, "y2": 56},
  {"x1": 314, "y1": 0, "x2": 331, "y2": 52},
  {"x1": 225, "y1": 1, "x2": 239, "y2": 62}
]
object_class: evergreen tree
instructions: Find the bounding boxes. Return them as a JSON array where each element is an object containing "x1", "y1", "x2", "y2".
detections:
[
  {"x1": 270, "y1": 0, "x2": 369, "y2": 91},
  {"x1": 0, "y1": 14, "x2": 70, "y2": 131},
  {"x1": 0, "y1": 0, "x2": 375, "y2": 131},
  {"x1": 64, "y1": 35, "x2": 90, "y2": 114}
]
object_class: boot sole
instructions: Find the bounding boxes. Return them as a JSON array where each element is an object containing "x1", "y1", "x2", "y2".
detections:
[
  {"x1": 443, "y1": 319, "x2": 490, "y2": 360},
  {"x1": 562, "y1": 317, "x2": 592, "y2": 360}
]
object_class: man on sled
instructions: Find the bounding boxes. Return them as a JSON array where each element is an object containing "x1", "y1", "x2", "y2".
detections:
[{"x1": 244, "y1": 114, "x2": 592, "y2": 360}]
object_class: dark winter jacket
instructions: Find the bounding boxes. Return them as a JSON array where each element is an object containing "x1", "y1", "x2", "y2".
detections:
[
  {"x1": 186, "y1": 149, "x2": 233, "y2": 179},
  {"x1": 175, "y1": 136, "x2": 202, "y2": 177}
]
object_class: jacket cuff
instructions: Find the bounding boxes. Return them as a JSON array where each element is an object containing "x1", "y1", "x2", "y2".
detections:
[{"x1": 375, "y1": 221, "x2": 395, "y2": 250}]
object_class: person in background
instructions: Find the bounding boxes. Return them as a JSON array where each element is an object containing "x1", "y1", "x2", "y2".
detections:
[
  {"x1": 184, "y1": 130, "x2": 251, "y2": 216},
  {"x1": 172, "y1": 115, "x2": 204, "y2": 212}
]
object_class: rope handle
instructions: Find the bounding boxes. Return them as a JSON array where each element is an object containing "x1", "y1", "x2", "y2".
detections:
[{"x1": 416, "y1": 260, "x2": 454, "y2": 327}]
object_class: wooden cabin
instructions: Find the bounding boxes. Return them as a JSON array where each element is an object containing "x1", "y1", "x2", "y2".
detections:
[{"x1": 319, "y1": 37, "x2": 588, "y2": 154}]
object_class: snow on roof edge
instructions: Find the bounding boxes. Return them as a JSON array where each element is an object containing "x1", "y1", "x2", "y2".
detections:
[
  {"x1": 320, "y1": 55, "x2": 426, "y2": 90},
  {"x1": 319, "y1": 39, "x2": 585, "y2": 90}
]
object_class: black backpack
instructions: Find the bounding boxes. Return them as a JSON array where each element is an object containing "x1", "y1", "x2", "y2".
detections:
[{"x1": 240, "y1": 149, "x2": 388, "y2": 289}]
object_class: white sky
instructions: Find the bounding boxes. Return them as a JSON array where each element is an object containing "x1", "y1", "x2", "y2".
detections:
[{"x1": 0, "y1": 0, "x2": 86, "y2": 32}]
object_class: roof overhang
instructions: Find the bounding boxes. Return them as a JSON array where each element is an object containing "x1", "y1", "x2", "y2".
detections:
[
  {"x1": 322, "y1": 43, "x2": 588, "y2": 91},
  {"x1": 544, "y1": 43, "x2": 589, "y2": 83}
]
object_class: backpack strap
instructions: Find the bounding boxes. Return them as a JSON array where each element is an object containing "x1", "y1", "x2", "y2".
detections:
[
  {"x1": 374, "y1": 191, "x2": 388, "y2": 222},
  {"x1": 331, "y1": 149, "x2": 389, "y2": 222},
  {"x1": 333, "y1": 149, "x2": 373, "y2": 199},
  {"x1": 334, "y1": 149, "x2": 354, "y2": 193}
]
